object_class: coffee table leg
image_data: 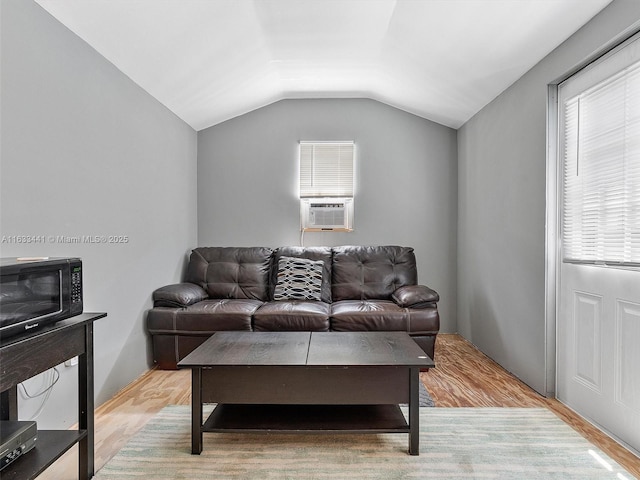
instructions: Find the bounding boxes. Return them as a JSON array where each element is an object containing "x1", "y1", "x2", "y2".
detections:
[
  {"x1": 409, "y1": 367, "x2": 420, "y2": 455},
  {"x1": 191, "y1": 367, "x2": 203, "y2": 454}
]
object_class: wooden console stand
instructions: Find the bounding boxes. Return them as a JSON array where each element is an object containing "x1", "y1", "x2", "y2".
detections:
[{"x1": 0, "y1": 312, "x2": 106, "y2": 480}]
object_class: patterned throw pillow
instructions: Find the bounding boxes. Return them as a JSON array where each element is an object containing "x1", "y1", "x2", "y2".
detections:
[{"x1": 274, "y1": 256, "x2": 324, "y2": 301}]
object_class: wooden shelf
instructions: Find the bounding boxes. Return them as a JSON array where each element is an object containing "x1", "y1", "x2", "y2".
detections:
[
  {"x1": 0, "y1": 313, "x2": 105, "y2": 480},
  {"x1": 203, "y1": 404, "x2": 410, "y2": 434},
  {"x1": 1, "y1": 430, "x2": 86, "y2": 480}
]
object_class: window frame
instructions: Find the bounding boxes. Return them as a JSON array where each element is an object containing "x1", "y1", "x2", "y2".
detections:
[
  {"x1": 558, "y1": 34, "x2": 640, "y2": 268},
  {"x1": 298, "y1": 141, "x2": 355, "y2": 199}
]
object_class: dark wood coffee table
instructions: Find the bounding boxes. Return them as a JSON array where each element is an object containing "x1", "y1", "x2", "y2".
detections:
[{"x1": 178, "y1": 331, "x2": 434, "y2": 455}]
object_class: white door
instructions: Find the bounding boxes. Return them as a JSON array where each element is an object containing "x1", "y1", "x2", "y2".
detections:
[{"x1": 556, "y1": 33, "x2": 640, "y2": 453}]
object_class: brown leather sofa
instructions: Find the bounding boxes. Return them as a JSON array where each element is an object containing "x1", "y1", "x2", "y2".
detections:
[{"x1": 147, "y1": 245, "x2": 440, "y2": 369}]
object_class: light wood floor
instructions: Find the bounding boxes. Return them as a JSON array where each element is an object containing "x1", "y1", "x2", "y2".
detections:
[{"x1": 40, "y1": 333, "x2": 640, "y2": 479}]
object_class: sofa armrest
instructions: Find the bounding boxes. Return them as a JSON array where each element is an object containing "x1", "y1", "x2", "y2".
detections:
[
  {"x1": 152, "y1": 283, "x2": 208, "y2": 308},
  {"x1": 392, "y1": 285, "x2": 439, "y2": 308}
]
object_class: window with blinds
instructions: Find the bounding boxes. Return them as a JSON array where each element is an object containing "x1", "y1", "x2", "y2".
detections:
[
  {"x1": 561, "y1": 59, "x2": 640, "y2": 266},
  {"x1": 299, "y1": 141, "x2": 354, "y2": 198}
]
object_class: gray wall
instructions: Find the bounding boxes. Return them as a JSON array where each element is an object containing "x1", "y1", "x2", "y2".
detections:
[
  {"x1": 0, "y1": 0, "x2": 197, "y2": 428},
  {"x1": 198, "y1": 98, "x2": 458, "y2": 333},
  {"x1": 457, "y1": 0, "x2": 640, "y2": 394}
]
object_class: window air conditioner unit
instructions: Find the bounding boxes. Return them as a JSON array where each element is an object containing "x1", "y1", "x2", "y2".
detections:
[{"x1": 301, "y1": 198, "x2": 353, "y2": 232}]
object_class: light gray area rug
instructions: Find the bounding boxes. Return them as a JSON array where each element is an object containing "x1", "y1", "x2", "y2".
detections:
[{"x1": 95, "y1": 406, "x2": 635, "y2": 480}]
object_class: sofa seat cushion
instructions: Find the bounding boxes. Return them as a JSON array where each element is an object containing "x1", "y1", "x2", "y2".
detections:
[
  {"x1": 331, "y1": 300, "x2": 409, "y2": 331},
  {"x1": 331, "y1": 300, "x2": 439, "y2": 335},
  {"x1": 253, "y1": 301, "x2": 330, "y2": 331},
  {"x1": 170, "y1": 299, "x2": 262, "y2": 333}
]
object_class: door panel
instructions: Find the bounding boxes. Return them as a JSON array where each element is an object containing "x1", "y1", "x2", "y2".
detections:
[
  {"x1": 558, "y1": 263, "x2": 640, "y2": 452},
  {"x1": 573, "y1": 291, "x2": 602, "y2": 391},
  {"x1": 616, "y1": 300, "x2": 640, "y2": 412}
]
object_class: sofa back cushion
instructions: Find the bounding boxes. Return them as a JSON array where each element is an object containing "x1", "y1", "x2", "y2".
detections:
[
  {"x1": 185, "y1": 247, "x2": 273, "y2": 301},
  {"x1": 331, "y1": 246, "x2": 417, "y2": 301},
  {"x1": 271, "y1": 246, "x2": 332, "y2": 302}
]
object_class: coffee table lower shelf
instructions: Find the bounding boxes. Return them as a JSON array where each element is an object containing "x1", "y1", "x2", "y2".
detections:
[{"x1": 203, "y1": 404, "x2": 410, "y2": 434}]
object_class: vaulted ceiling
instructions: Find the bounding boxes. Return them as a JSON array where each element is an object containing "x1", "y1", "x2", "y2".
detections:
[{"x1": 35, "y1": 0, "x2": 612, "y2": 131}]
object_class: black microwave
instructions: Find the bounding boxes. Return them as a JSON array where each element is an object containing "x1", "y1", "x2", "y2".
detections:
[{"x1": 0, "y1": 257, "x2": 83, "y2": 339}]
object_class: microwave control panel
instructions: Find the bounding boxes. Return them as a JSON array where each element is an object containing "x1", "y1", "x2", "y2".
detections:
[{"x1": 71, "y1": 265, "x2": 82, "y2": 304}]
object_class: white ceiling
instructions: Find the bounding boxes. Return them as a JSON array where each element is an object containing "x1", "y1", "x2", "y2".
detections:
[{"x1": 35, "y1": 0, "x2": 612, "y2": 131}]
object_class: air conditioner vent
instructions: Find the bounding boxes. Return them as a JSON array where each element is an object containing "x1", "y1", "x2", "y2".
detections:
[{"x1": 301, "y1": 198, "x2": 353, "y2": 231}]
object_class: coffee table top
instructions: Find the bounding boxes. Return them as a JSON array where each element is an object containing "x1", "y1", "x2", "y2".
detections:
[{"x1": 178, "y1": 331, "x2": 434, "y2": 369}]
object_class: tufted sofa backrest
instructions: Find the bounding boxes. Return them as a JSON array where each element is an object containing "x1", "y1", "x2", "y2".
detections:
[
  {"x1": 331, "y1": 246, "x2": 418, "y2": 301},
  {"x1": 183, "y1": 245, "x2": 418, "y2": 303},
  {"x1": 185, "y1": 247, "x2": 273, "y2": 301}
]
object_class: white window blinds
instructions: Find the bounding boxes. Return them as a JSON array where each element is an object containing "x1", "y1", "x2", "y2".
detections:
[
  {"x1": 560, "y1": 57, "x2": 640, "y2": 266},
  {"x1": 299, "y1": 142, "x2": 354, "y2": 198}
]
